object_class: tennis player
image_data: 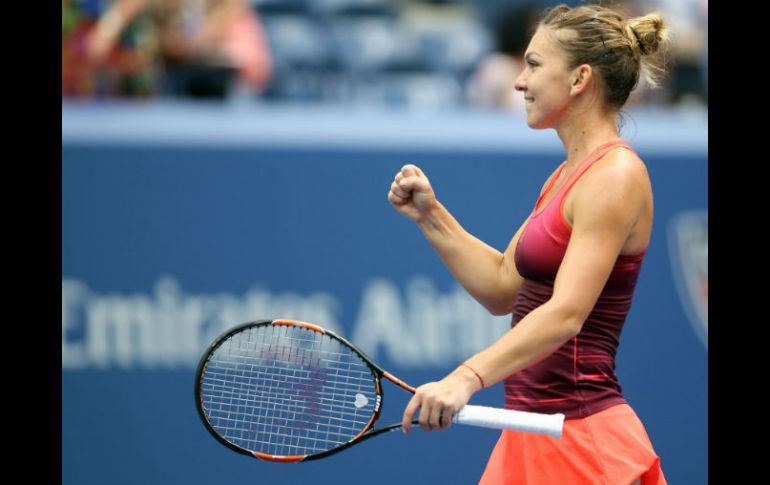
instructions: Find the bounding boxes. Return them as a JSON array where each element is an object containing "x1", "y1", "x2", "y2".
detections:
[{"x1": 388, "y1": 3, "x2": 669, "y2": 484}]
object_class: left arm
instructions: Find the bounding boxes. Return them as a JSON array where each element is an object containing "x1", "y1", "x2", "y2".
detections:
[{"x1": 402, "y1": 159, "x2": 646, "y2": 432}]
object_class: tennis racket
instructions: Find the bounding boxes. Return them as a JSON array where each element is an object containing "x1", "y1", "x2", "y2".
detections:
[{"x1": 195, "y1": 319, "x2": 565, "y2": 462}]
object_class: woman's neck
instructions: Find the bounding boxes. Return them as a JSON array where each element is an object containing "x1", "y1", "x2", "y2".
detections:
[{"x1": 556, "y1": 114, "x2": 621, "y2": 171}]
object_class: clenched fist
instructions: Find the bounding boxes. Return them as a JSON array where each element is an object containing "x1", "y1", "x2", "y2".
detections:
[{"x1": 388, "y1": 164, "x2": 438, "y2": 222}]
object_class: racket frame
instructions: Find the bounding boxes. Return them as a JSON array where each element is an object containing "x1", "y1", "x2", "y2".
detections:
[{"x1": 195, "y1": 319, "x2": 408, "y2": 462}]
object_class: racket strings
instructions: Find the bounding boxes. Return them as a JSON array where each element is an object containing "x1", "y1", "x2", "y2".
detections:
[
  {"x1": 201, "y1": 374, "x2": 377, "y2": 427},
  {"x1": 199, "y1": 324, "x2": 378, "y2": 457}
]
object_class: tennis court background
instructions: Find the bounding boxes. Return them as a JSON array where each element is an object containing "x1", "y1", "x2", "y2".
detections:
[{"x1": 62, "y1": 103, "x2": 707, "y2": 485}]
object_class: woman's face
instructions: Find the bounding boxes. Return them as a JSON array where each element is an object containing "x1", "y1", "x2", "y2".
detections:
[{"x1": 515, "y1": 26, "x2": 576, "y2": 129}]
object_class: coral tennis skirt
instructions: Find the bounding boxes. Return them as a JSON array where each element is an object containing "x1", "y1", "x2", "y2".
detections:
[{"x1": 478, "y1": 404, "x2": 666, "y2": 485}]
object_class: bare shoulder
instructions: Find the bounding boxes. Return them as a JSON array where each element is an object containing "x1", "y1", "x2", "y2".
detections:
[
  {"x1": 577, "y1": 148, "x2": 651, "y2": 200},
  {"x1": 565, "y1": 147, "x2": 653, "y2": 230}
]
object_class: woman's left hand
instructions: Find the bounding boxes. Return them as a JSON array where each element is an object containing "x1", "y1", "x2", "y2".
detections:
[{"x1": 401, "y1": 366, "x2": 482, "y2": 433}]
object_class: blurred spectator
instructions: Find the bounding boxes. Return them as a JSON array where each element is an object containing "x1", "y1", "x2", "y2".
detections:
[
  {"x1": 65, "y1": 0, "x2": 706, "y2": 108},
  {"x1": 63, "y1": 0, "x2": 159, "y2": 97},
  {"x1": 63, "y1": 0, "x2": 96, "y2": 96},
  {"x1": 64, "y1": 0, "x2": 273, "y2": 99},
  {"x1": 466, "y1": 3, "x2": 540, "y2": 113}
]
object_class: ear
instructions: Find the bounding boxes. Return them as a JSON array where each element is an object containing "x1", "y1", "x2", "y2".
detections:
[{"x1": 569, "y1": 64, "x2": 593, "y2": 96}]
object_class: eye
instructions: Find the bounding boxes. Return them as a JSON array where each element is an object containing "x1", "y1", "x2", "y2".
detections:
[{"x1": 527, "y1": 60, "x2": 539, "y2": 68}]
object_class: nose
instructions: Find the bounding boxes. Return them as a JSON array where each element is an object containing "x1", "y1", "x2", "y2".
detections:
[{"x1": 514, "y1": 70, "x2": 526, "y2": 92}]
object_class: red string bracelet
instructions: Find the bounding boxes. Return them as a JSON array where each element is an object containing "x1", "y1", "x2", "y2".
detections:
[{"x1": 460, "y1": 363, "x2": 485, "y2": 389}]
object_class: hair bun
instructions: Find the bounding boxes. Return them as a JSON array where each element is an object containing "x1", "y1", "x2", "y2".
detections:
[{"x1": 626, "y1": 13, "x2": 667, "y2": 56}]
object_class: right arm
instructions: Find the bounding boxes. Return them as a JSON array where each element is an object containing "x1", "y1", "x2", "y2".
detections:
[{"x1": 388, "y1": 164, "x2": 528, "y2": 316}]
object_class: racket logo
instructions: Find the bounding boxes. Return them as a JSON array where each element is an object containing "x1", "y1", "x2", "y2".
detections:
[
  {"x1": 373, "y1": 394, "x2": 382, "y2": 413},
  {"x1": 257, "y1": 345, "x2": 329, "y2": 430},
  {"x1": 354, "y1": 393, "x2": 369, "y2": 409}
]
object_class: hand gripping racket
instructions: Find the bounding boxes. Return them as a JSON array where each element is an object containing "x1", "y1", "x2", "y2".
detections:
[{"x1": 195, "y1": 319, "x2": 565, "y2": 462}]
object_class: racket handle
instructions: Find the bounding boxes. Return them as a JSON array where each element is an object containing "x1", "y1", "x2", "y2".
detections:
[{"x1": 453, "y1": 404, "x2": 565, "y2": 438}]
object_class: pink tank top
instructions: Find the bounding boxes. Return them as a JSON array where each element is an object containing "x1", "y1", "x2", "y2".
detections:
[{"x1": 506, "y1": 139, "x2": 648, "y2": 419}]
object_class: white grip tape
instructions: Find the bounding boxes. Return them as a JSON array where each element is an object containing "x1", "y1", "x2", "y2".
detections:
[{"x1": 452, "y1": 404, "x2": 565, "y2": 438}]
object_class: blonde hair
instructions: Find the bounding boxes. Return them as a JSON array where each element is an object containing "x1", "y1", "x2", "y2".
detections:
[{"x1": 540, "y1": 3, "x2": 670, "y2": 109}]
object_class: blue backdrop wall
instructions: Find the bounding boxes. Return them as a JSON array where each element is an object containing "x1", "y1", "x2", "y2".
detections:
[{"x1": 62, "y1": 104, "x2": 707, "y2": 485}]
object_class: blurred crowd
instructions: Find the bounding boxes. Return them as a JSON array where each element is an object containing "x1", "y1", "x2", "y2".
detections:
[{"x1": 62, "y1": 0, "x2": 707, "y2": 111}]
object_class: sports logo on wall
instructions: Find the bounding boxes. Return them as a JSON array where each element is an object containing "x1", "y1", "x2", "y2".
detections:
[{"x1": 667, "y1": 210, "x2": 708, "y2": 349}]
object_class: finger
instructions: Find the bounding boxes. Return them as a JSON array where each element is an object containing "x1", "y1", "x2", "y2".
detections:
[
  {"x1": 388, "y1": 190, "x2": 406, "y2": 205},
  {"x1": 418, "y1": 402, "x2": 433, "y2": 432},
  {"x1": 428, "y1": 405, "x2": 443, "y2": 431},
  {"x1": 428, "y1": 403, "x2": 446, "y2": 432},
  {"x1": 388, "y1": 191, "x2": 406, "y2": 205},
  {"x1": 399, "y1": 176, "x2": 431, "y2": 194},
  {"x1": 428, "y1": 408, "x2": 441, "y2": 431},
  {"x1": 439, "y1": 405, "x2": 455, "y2": 430},
  {"x1": 401, "y1": 164, "x2": 419, "y2": 178},
  {"x1": 401, "y1": 163, "x2": 427, "y2": 179},
  {"x1": 402, "y1": 394, "x2": 422, "y2": 434},
  {"x1": 390, "y1": 181, "x2": 411, "y2": 199},
  {"x1": 389, "y1": 191, "x2": 411, "y2": 207}
]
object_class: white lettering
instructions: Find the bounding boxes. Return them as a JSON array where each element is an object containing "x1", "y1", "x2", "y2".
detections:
[
  {"x1": 352, "y1": 277, "x2": 510, "y2": 367},
  {"x1": 62, "y1": 279, "x2": 89, "y2": 369},
  {"x1": 61, "y1": 275, "x2": 510, "y2": 371},
  {"x1": 352, "y1": 278, "x2": 422, "y2": 366}
]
